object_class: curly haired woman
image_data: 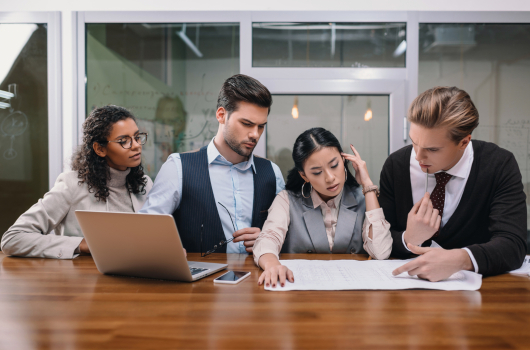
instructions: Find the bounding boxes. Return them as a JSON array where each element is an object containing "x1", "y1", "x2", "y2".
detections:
[{"x1": 1, "y1": 105, "x2": 153, "y2": 259}]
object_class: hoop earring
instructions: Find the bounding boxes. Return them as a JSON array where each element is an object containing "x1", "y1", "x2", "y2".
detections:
[
  {"x1": 345, "y1": 166, "x2": 348, "y2": 180},
  {"x1": 301, "y1": 181, "x2": 312, "y2": 198}
]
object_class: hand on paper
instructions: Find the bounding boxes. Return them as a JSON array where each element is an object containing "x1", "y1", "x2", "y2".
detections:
[
  {"x1": 232, "y1": 227, "x2": 261, "y2": 252},
  {"x1": 404, "y1": 193, "x2": 441, "y2": 246},
  {"x1": 341, "y1": 144, "x2": 373, "y2": 187},
  {"x1": 392, "y1": 244, "x2": 473, "y2": 282},
  {"x1": 258, "y1": 253, "x2": 294, "y2": 287}
]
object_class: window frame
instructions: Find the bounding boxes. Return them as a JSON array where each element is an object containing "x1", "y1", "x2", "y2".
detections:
[{"x1": 0, "y1": 11, "x2": 62, "y2": 189}]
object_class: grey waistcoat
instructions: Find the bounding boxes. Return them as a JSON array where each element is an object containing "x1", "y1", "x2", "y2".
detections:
[{"x1": 280, "y1": 184, "x2": 367, "y2": 254}]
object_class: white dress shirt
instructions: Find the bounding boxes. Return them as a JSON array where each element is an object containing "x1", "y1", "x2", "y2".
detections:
[
  {"x1": 140, "y1": 139, "x2": 285, "y2": 253},
  {"x1": 405, "y1": 141, "x2": 479, "y2": 272}
]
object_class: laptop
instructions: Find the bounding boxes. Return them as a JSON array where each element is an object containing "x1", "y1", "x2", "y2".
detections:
[{"x1": 74, "y1": 211, "x2": 227, "y2": 281}]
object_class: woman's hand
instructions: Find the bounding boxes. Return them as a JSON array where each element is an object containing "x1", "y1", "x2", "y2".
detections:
[
  {"x1": 258, "y1": 253, "x2": 295, "y2": 288},
  {"x1": 79, "y1": 239, "x2": 91, "y2": 255},
  {"x1": 341, "y1": 144, "x2": 373, "y2": 187}
]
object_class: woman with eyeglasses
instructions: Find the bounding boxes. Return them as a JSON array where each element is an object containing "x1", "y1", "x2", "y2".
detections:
[
  {"x1": 253, "y1": 128, "x2": 393, "y2": 287},
  {"x1": 1, "y1": 105, "x2": 153, "y2": 259}
]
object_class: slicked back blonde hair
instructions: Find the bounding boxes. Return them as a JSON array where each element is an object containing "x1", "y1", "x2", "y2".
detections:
[{"x1": 408, "y1": 86, "x2": 479, "y2": 144}]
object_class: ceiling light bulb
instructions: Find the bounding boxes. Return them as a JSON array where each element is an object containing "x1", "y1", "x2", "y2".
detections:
[
  {"x1": 292, "y1": 96, "x2": 299, "y2": 119},
  {"x1": 364, "y1": 109, "x2": 372, "y2": 121}
]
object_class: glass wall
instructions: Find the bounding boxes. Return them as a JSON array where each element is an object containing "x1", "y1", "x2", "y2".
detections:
[
  {"x1": 419, "y1": 23, "x2": 530, "y2": 229},
  {"x1": 253, "y1": 22, "x2": 407, "y2": 67},
  {"x1": 267, "y1": 95, "x2": 389, "y2": 186},
  {"x1": 0, "y1": 23, "x2": 48, "y2": 236},
  {"x1": 86, "y1": 23, "x2": 239, "y2": 179}
]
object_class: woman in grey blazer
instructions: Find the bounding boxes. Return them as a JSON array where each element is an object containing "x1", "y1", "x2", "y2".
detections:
[
  {"x1": 1, "y1": 105, "x2": 153, "y2": 259},
  {"x1": 253, "y1": 128, "x2": 393, "y2": 287}
]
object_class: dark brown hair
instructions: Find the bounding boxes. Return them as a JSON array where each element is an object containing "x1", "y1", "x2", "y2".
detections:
[
  {"x1": 71, "y1": 105, "x2": 147, "y2": 201},
  {"x1": 408, "y1": 86, "x2": 479, "y2": 143},
  {"x1": 216, "y1": 74, "x2": 272, "y2": 116}
]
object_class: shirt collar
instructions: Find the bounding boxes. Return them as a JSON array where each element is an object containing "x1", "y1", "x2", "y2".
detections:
[
  {"x1": 206, "y1": 138, "x2": 256, "y2": 173},
  {"x1": 310, "y1": 187, "x2": 343, "y2": 209},
  {"x1": 411, "y1": 140, "x2": 473, "y2": 179}
]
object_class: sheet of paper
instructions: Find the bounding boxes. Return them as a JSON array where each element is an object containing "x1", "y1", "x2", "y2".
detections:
[
  {"x1": 265, "y1": 259, "x2": 482, "y2": 291},
  {"x1": 509, "y1": 255, "x2": 530, "y2": 276}
]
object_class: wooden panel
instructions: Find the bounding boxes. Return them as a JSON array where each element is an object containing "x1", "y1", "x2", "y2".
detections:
[{"x1": 0, "y1": 252, "x2": 529, "y2": 349}]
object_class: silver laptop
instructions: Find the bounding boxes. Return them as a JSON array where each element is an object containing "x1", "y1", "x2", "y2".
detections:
[{"x1": 75, "y1": 211, "x2": 227, "y2": 281}]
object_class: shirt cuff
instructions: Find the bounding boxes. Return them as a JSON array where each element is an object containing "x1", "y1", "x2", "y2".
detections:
[
  {"x1": 402, "y1": 231, "x2": 412, "y2": 252},
  {"x1": 253, "y1": 239, "x2": 280, "y2": 267},
  {"x1": 462, "y1": 247, "x2": 479, "y2": 273}
]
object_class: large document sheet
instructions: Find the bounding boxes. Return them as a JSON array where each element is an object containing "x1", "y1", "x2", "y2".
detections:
[{"x1": 264, "y1": 259, "x2": 482, "y2": 291}]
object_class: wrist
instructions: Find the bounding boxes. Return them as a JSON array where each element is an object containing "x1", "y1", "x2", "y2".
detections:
[
  {"x1": 458, "y1": 249, "x2": 474, "y2": 271},
  {"x1": 259, "y1": 253, "x2": 281, "y2": 270},
  {"x1": 361, "y1": 180, "x2": 374, "y2": 187}
]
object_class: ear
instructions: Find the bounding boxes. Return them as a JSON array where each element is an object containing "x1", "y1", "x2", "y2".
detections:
[
  {"x1": 216, "y1": 107, "x2": 228, "y2": 125},
  {"x1": 92, "y1": 142, "x2": 107, "y2": 158},
  {"x1": 299, "y1": 171, "x2": 309, "y2": 183},
  {"x1": 459, "y1": 134, "x2": 472, "y2": 150}
]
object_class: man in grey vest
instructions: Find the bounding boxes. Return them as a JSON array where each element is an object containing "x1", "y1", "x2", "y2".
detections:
[{"x1": 140, "y1": 74, "x2": 285, "y2": 254}]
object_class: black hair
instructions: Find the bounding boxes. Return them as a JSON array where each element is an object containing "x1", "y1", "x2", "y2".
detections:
[
  {"x1": 216, "y1": 74, "x2": 272, "y2": 116},
  {"x1": 71, "y1": 105, "x2": 147, "y2": 201},
  {"x1": 285, "y1": 127, "x2": 359, "y2": 197}
]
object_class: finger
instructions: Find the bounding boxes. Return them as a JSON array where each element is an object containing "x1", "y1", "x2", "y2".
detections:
[
  {"x1": 435, "y1": 214, "x2": 442, "y2": 231},
  {"x1": 243, "y1": 240, "x2": 256, "y2": 247},
  {"x1": 350, "y1": 145, "x2": 362, "y2": 160},
  {"x1": 270, "y1": 269, "x2": 278, "y2": 288},
  {"x1": 406, "y1": 267, "x2": 421, "y2": 277},
  {"x1": 264, "y1": 272, "x2": 271, "y2": 287},
  {"x1": 258, "y1": 272, "x2": 265, "y2": 285},
  {"x1": 232, "y1": 227, "x2": 260, "y2": 237},
  {"x1": 407, "y1": 243, "x2": 434, "y2": 255},
  {"x1": 245, "y1": 246, "x2": 253, "y2": 253},
  {"x1": 416, "y1": 193, "x2": 430, "y2": 217},
  {"x1": 287, "y1": 268, "x2": 295, "y2": 283},
  {"x1": 430, "y1": 209, "x2": 439, "y2": 227},
  {"x1": 183, "y1": 248, "x2": 187, "y2": 257},
  {"x1": 392, "y1": 259, "x2": 422, "y2": 276},
  {"x1": 233, "y1": 233, "x2": 256, "y2": 243},
  {"x1": 410, "y1": 195, "x2": 424, "y2": 215},
  {"x1": 278, "y1": 267, "x2": 287, "y2": 287}
]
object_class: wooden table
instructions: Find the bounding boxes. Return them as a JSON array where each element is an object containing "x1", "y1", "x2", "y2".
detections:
[{"x1": 1, "y1": 252, "x2": 529, "y2": 350}]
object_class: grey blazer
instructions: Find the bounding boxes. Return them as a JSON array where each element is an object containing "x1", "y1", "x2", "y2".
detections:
[
  {"x1": 281, "y1": 183, "x2": 366, "y2": 254},
  {"x1": 1, "y1": 170, "x2": 153, "y2": 259}
]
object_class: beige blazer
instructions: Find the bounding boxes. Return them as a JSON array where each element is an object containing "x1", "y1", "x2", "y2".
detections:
[{"x1": 1, "y1": 170, "x2": 153, "y2": 259}]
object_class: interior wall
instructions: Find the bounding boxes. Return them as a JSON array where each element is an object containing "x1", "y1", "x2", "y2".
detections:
[{"x1": 2, "y1": 1, "x2": 530, "y2": 172}]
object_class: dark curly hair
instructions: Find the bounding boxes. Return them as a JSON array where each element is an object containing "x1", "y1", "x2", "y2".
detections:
[{"x1": 71, "y1": 105, "x2": 147, "y2": 201}]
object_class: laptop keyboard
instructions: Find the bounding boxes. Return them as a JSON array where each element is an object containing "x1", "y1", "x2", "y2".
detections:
[{"x1": 189, "y1": 267, "x2": 208, "y2": 276}]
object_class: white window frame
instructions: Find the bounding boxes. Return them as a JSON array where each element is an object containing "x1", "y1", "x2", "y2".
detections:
[
  {"x1": 72, "y1": 11, "x2": 530, "y2": 160},
  {"x1": 0, "y1": 11, "x2": 62, "y2": 189}
]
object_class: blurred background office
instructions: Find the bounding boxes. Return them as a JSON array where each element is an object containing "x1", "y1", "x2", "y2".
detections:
[{"x1": 1, "y1": 1, "x2": 530, "y2": 252}]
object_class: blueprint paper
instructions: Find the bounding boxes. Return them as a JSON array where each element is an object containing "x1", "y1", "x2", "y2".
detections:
[
  {"x1": 509, "y1": 255, "x2": 530, "y2": 276},
  {"x1": 264, "y1": 259, "x2": 482, "y2": 291}
]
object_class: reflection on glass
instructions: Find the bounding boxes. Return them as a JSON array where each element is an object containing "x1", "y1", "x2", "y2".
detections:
[
  {"x1": 86, "y1": 23, "x2": 240, "y2": 179},
  {"x1": 419, "y1": 23, "x2": 530, "y2": 231},
  {"x1": 0, "y1": 24, "x2": 48, "y2": 237},
  {"x1": 253, "y1": 22, "x2": 406, "y2": 67},
  {"x1": 267, "y1": 95, "x2": 389, "y2": 186}
]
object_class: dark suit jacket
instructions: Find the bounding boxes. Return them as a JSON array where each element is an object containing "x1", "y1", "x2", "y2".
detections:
[{"x1": 379, "y1": 140, "x2": 527, "y2": 276}]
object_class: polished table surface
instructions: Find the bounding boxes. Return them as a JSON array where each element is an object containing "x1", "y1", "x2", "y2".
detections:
[{"x1": 1, "y1": 252, "x2": 529, "y2": 350}]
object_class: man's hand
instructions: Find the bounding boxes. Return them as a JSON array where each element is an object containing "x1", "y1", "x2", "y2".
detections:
[
  {"x1": 404, "y1": 192, "x2": 441, "y2": 246},
  {"x1": 78, "y1": 239, "x2": 91, "y2": 255},
  {"x1": 232, "y1": 227, "x2": 261, "y2": 252},
  {"x1": 392, "y1": 244, "x2": 474, "y2": 282}
]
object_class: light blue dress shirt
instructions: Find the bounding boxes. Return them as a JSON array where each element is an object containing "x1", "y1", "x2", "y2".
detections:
[{"x1": 140, "y1": 139, "x2": 285, "y2": 253}]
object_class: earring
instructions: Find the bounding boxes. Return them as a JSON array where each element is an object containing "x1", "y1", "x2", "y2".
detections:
[
  {"x1": 345, "y1": 166, "x2": 348, "y2": 180},
  {"x1": 301, "y1": 181, "x2": 312, "y2": 198}
]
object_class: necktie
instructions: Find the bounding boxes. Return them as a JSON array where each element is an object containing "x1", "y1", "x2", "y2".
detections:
[{"x1": 430, "y1": 172, "x2": 452, "y2": 238}]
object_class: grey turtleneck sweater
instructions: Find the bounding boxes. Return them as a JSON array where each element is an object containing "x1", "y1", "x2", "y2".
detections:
[{"x1": 107, "y1": 167, "x2": 134, "y2": 213}]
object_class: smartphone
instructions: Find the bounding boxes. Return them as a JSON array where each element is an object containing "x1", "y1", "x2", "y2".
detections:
[{"x1": 213, "y1": 271, "x2": 251, "y2": 284}]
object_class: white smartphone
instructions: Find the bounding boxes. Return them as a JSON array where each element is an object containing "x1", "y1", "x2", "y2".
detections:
[{"x1": 213, "y1": 271, "x2": 251, "y2": 284}]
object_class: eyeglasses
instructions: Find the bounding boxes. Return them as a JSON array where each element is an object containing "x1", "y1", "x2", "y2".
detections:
[
  {"x1": 107, "y1": 133, "x2": 148, "y2": 149},
  {"x1": 200, "y1": 202, "x2": 236, "y2": 257}
]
